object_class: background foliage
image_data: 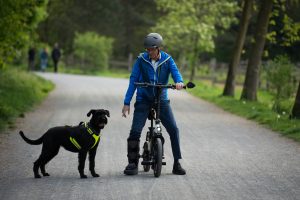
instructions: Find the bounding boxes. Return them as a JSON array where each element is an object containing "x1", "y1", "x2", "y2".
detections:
[
  {"x1": 1, "y1": 0, "x2": 299, "y2": 69},
  {"x1": 73, "y1": 32, "x2": 114, "y2": 70},
  {"x1": 263, "y1": 55, "x2": 298, "y2": 112},
  {"x1": 0, "y1": 0, "x2": 300, "y2": 136},
  {"x1": 0, "y1": 0, "x2": 48, "y2": 69}
]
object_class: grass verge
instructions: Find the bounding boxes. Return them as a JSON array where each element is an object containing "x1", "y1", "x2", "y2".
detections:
[
  {"x1": 0, "y1": 68, "x2": 54, "y2": 131},
  {"x1": 188, "y1": 80, "x2": 300, "y2": 142}
]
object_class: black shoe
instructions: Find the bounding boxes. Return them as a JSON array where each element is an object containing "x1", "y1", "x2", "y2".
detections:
[
  {"x1": 172, "y1": 162, "x2": 186, "y2": 175},
  {"x1": 124, "y1": 163, "x2": 138, "y2": 175}
]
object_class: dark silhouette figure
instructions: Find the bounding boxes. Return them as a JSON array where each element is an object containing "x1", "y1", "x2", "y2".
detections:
[
  {"x1": 51, "y1": 43, "x2": 61, "y2": 73},
  {"x1": 28, "y1": 47, "x2": 35, "y2": 71}
]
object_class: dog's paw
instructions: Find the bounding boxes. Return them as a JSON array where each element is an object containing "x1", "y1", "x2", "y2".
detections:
[
  {"x1": 80, "y1": 174, "x2": 88, "y2": 179},
  {"x1": 43, "y1": 173, "x2": 50, "y2": 176}
]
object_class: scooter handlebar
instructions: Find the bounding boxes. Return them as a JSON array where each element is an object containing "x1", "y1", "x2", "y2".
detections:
[{"x1": 134, "y1": 82, "x2": 195, "y2": 89}]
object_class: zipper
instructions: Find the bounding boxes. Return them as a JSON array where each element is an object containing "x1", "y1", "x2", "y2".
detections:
[
  {"x1": 140, "y1": 56, "x2": 156, "y2": 96},
  {"x1": 141, "y1": 54, "x2": 171, "y2": 99}
]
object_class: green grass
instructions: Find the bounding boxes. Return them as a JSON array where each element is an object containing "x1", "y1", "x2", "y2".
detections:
[
  {"x1": 188, "y1": 80, "x2": 300, "y2": 142},
  {"x1": 0, "y1": 68, "x2": 54, "y2": 131}
]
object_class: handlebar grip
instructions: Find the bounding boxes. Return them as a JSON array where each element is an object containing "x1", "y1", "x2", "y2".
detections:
[{"x1": 173, "y1": 82, "x2": 195, "y2": 89}]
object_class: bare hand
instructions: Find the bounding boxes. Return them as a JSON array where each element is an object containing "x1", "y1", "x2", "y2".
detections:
[
  {"x1": 175, "y1": 82, "x2": 184, "y2": 90},
  {"x1": 122, "y1": 105, "x2": 130, "y2": 118}
]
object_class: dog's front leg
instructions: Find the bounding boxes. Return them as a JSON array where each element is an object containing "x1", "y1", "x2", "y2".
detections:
[
  {"x1": 89, "y1": 146, "x2": 99, "y2": 177},
  {"x1": 78, "y1": 151, "x2": 88, "y2": 178}
]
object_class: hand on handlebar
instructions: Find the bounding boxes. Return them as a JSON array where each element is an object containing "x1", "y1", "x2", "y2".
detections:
[{"x1": 175, "y1": 82, "x2": 184, "y2": 90}]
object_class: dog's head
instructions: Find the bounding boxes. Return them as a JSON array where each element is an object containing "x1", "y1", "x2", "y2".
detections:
[{"x1": 87, "y1": 109, "x2": 110, "y2": 129}]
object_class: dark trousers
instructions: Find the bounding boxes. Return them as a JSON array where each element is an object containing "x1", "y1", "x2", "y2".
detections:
[
  {"x1": 128, "y1": 100, "x2": 182, "y2": 160},
  {"x1": 53, "y1": 59, "x2": 58, "y2": 73}
]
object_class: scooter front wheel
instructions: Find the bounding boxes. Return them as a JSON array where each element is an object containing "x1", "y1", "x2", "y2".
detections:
[
  {"x1": 153, "y1": 138, "x2": 163, "y2": 177},
  {"x1": 142, "y1": 142, "x2": 151, "y2": 172}
]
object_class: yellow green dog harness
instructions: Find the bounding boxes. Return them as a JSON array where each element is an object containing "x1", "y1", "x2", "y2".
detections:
[{"x1": 70, "y1": 122, "x2": 101, "y2": 150}]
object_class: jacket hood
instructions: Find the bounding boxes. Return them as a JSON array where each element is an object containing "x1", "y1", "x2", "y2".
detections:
[{"x1": 140, "y1": 51, "x2": 171, "y2": 65}]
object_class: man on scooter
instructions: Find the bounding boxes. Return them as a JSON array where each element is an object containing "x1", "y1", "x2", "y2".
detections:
[{"x1": 122, "y1": 33, "x2": 186, "y2": 175}]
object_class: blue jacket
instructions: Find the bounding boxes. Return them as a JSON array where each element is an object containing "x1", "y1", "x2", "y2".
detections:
[{"x1": 124, "y1": 51, "x2": 183, "y2": 105}]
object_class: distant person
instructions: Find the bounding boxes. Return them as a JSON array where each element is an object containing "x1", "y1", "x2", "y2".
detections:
[
  {"x1": 51, "y1": 43, "x2": 61, "y2": 73},
  {"x1": 28, "y1": 47, "x2": 35, "y2": 71},
  {"x1": 40, "y1": 48, "x2": 48, "y2": 72}
]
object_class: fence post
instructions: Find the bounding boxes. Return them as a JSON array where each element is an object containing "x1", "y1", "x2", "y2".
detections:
[
  {"x1": 210, "y1": 58, "x2": 217, "y2": 86},
  {"x1": 128, "y1": 53, "x2": 133, "y2": 71}
]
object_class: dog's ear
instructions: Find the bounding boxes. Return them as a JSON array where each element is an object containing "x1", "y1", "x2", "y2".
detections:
[
  {"x1": 87, "y1": 109, "x2": 96, "y2": 117},
  {"x1": 104, "y1": 110, "x2": 110, "y2": 117}
]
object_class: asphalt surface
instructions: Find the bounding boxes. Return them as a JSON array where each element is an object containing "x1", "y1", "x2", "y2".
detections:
[{"x1": 0, "y1": 72, "x2": 299, "y2": 200}]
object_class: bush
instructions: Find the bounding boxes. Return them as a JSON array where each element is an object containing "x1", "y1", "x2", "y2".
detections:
[
  {"x1": 73, "y1": 32, "x2": 114, "y2": 71},
  {"x1": 263, "y1": 55, "x2": 298, "y2": 112},
  {"x1": 0, "y1": 0, "x2": 48, "y2": 69}
]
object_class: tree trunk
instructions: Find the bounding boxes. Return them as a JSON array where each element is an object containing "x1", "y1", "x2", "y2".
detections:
[
  {"x1": 240, "y1": 0, "x2": 273, "y2": 101},
  {"x1": 189, "y1": 62, "x2": 196, "y2": 82},
  {"x1": 223, "y1": 0, "x2": 253, "y2": 97},
  {"x1": 189, "y1": 34, "x2": 199, "y2": 82},
  {"x1": 291, "y1": 81, "x2": 300, "y2": 119}
]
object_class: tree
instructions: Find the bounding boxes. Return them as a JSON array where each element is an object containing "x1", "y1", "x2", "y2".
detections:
[
  {"x1": 119, "y1": 0, "x2": 158, "y2": 57},
  {"x1": 0, "y1": 0, "x2": 48, "y2": 69},
  {"x1": 289, "y1": 0, "x2": 300, "y2": 119},
  {"x1": 291, "y1": 81, "x2": 300, "y2": 119},
  {"x1": 266, "y1": 0, "x2": 300, "y2": 60},
  {"x1": 223, "y1": 0, "x2": 254, "y2": 97},
  {"x1": 153, "y1": 0, "x2": 238, "y2": 81},
  {"x1": 38, "y1": 0, "x2": 122, "y2": 54},
  {"x1": 241, "y1": 0, "x2": 273, "y2": 100},
  {"x1": 37, "y1": 0, "x2": 158, "y2": 58}
]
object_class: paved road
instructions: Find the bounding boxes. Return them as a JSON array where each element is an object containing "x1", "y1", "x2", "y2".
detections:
[{"x1": 0, "y1": 73, "x2": 299, "y2": 200}]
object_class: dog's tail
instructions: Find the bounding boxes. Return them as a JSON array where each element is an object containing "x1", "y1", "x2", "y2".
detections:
[{"x1": 19, "y1": 131, "x2": 43, "y2": 145}]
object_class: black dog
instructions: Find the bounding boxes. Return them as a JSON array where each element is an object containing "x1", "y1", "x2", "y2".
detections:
[{"x1": 19, "y1": 109, "x2": 109, "y2": 178}]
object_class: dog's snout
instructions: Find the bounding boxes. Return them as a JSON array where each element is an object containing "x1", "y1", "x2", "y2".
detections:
[
  {"x1": 98, "y1": 115, "x2": 107, "y2": 124},
  {"x1": 103, "y1": 117, "x2": 108, "y2": 124}
]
